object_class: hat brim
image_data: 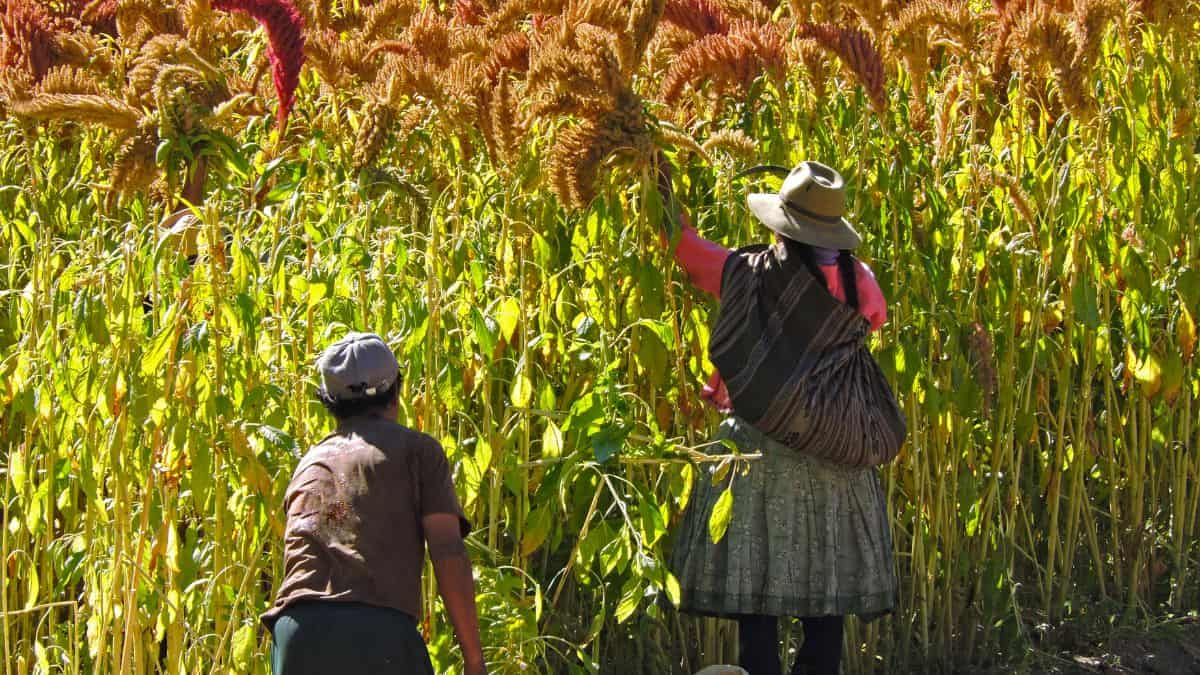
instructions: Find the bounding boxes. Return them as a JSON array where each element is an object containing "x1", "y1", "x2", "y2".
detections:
[{"x1": 747, "y1": 193, "x2": 862, "y2": 250}]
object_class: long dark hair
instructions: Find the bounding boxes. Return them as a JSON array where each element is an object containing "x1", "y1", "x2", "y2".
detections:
[{"x1": 781, "y1": 237, "x2": 860, "y2": 310}]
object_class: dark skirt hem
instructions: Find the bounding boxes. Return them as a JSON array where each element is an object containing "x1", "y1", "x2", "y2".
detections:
[{"x1": 678, "y1": 589, "x2": 897, "y2": 623}]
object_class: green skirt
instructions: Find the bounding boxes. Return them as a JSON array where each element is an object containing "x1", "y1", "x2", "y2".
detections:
[{"x1": 673, "y1": 417, "x2": 898, "y2": 619}]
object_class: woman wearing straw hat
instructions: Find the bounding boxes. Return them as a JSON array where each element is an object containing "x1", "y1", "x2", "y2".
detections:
[
  {"x1": 261, "y1": 332, "x2": 488, "y2": 675},
  {"x1": 660, "y1": 161, "x2": 905, "y2": 675}
]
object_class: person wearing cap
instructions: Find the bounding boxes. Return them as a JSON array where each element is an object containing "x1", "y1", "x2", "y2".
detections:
[
  {"x1": 260, "y1": 333, "x2": 487, "y2": 675},
  {"x1": 659, "y1": 160, "x2": 906, "y2": 675}
]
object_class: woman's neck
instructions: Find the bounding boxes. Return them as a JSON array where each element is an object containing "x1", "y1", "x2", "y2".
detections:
[{"x1": 810, "y1": 246, "x2": 839, "y2": 265}]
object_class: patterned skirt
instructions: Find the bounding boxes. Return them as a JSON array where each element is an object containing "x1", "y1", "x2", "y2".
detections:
[{"x1": 673, "y1": 417, "x2": 898, "y2": 619}]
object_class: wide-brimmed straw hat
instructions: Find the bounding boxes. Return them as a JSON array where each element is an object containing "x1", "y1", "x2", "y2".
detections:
[{"x1": 743, "y1": 161, "x2": 862, "y2": 250}]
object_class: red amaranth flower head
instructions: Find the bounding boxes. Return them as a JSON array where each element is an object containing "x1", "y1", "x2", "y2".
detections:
[
  {"x1": 452, "y1": 0, "x2": 486, "y2": 26},
  {"x1": 1, "y1": 0, "x2": 64, "y2": 81},
  {"x1": 212, "y1": 0, "x2": 305, "y2": 131},
  {"x1": 663, "y1": 0, "x2": 730, "y2": 36},
  {"x1": 57, "y1": 0, "x2": 118, "y2": 35}
]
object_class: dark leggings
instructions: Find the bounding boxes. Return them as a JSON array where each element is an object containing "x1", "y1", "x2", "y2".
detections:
[
  {"x1": 738, "y1": 614, "x2": 845, "y2": 675},
  {"x1": 270, "y1": 601, "x2": 435, "y2": 674}
]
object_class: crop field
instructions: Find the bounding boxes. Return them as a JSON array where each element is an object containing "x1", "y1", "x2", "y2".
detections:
[{"x1": 0, "y1": 0, "x2": 1198, "y2": 673}]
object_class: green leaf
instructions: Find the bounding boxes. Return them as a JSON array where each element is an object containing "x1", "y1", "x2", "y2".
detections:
[
  {"x1": 26, "y1": 479, "x2": 48, "y2": 537},
  {"x1": 250, "y1": 424, "x2": 298, "y2": 455},
  {"x1": 475, "y1": 437, "x2": 493, "y2": 473},
  {"x1": 590, "y1": 424, "x2": 625, "y2": 464},
  {"x1": 635, "y1": 325, "x2": 670, "y2": 387},
  {"x1": 1120, "y1": 247, "x2": 1152, "y2": 296},
  {"x1": 664, "y1": 571, "x2": 681, "y2": 607},
  {"x1": 520, "y1": 503, "x2": 553, "y2": 556},
  {"x1": 564, "y1": 392, "x2": 603, "y2": 433},
  {"x1": 191, "y1": 441, "x2": 212, "y2": 511},
  {"x1": 599, "y1": 531, "x2": 630, "y2": 575},
  {"x1": 1072, "y1": 281, "x2": 1101, "y2": 329},
  {"x1": 615, "y1": 577, "x2": 642, "y2": 624},
  {"x1": 574, "y1": 315, "x2": 597, "y2": 340},
  {"x1": 461, "y1": 455, "x2": 482, "y2": 508},
  {"x1": 708, "y1": 486, "x2": 734, "y2": 544},
  {"x1": 577, "y1": 520, "x2": 612, "y2": 569},
  {"x1": 264, "y1": 181, "x2": 298, "y2": 204},
  {"x1": 1178, "y1": 268, "x2": 1200, "y2": 310},
  {"x1": 639, "y1": 495, "x2": 667, "y2": 547},
  {"x1": 471, "y1": 308, "x2": 498, "y2": 355},
  {"x1": 141, "y1": 323, "x2": 177, "y2": 377}
]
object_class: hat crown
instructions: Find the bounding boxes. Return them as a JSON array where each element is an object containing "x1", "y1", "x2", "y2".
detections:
[
  {"x1": 779, "y1": 161, "x2": 846, "y2": 220},
  {"x1": 318, "y1": 332, "x2": 399, "y2": 400}
]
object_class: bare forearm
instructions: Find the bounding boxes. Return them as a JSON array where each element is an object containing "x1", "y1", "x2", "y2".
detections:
[{"x1": 432, "y1": 553, "x2": 484, "y2": 668}]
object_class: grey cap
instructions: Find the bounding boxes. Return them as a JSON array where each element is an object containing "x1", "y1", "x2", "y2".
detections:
[{"x1": 317, "y1": 332, "x2": 400, "y2": 400}]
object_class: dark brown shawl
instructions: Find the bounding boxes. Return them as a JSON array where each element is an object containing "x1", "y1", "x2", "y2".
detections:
[{"x1": 709, "y1": 243, "x2": 907, "y2": 466}]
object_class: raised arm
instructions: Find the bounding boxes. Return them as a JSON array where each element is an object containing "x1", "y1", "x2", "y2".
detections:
[
  {"x1": 425, "y1": 513, "x2": 487, "y2": 675},
  {"x1": 667, "y1": 212, "x2": 733, "y2": 299},
  {"x1": 655, "y1": 153, "x2": 732, "y2": 298}
]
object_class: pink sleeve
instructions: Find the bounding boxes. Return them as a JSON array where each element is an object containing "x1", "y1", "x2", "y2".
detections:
[
  {"x1": 855, "y1": 261, "x2": 888, "y2": 332},
  {"x1": 820, "y1": 260, "x2": 888, "y2": 331},
  {"x1": 671, "y1": 225, "x2": 732, "y2": 298}
]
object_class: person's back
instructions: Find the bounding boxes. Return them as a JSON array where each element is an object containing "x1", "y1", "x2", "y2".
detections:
[
  {"x1": 262, "y1": 332, "x2": 486, "y2": 675},
  {"x1": 265, "y1": 418, "x2": 468, "y2": 623},
  {"x1": 661, "y1": 160, "x2": 900, "y2": 675}
]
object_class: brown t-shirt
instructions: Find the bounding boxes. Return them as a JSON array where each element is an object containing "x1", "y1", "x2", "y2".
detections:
[{"x1": 260, "y1": 416, "x2": 470, "y2": 629}]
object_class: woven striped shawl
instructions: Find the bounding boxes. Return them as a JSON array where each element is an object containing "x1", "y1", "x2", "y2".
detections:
[{"x1": 709, "y1": 244, "x2": 907, "y2": 466}]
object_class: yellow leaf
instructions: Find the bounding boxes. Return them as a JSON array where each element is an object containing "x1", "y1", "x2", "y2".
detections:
[
  {"x1": 307, "y1": 280, "x2": 327, "y2": 307},
  {"x1": 708, "y1": 486, "x2": 734, "y2": 544},
  {"x1": 710, "y1": 457, "x2": 732, "y2": 487},
  {"x1": 231, "y1": 624, "x2": 256, "y2": 672},
  {"x1": 496, "y1": 296, "x2": 522, "y2": 343},
  {"x1": 1127, "y1": 345, "x2": 1162, "y2": 399},
  {"x1": 511, "y1": 371, "x2": 532, "y2": 408},
  {"x1": 1178, "y1": 304, "x2": 1196, "y2": 362},
  {"x1": 475, "y1": 438, "x2": 493, "y2": 473},
  {"x1": 542, "y1": 421, "x2": 563, "y2": 459}
]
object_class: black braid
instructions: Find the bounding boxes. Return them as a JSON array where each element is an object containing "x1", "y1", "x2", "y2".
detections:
[{"x1": 837, "y1": 250, "x2": 860, "y2": 310}]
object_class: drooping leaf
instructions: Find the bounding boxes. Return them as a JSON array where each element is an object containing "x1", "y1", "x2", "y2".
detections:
[
  {"x1": 496, "y1": 296, "x2": 522, "y2": 343},
  {"x1": 250, "y1": 424, "x2": 298, "y2": 456},
  {"x1": 511, "y1": 370, "x2": 533, "y2": 408},
  {"x1": 590, "y1": 424, "x2": 625, "y2": 464},
  {"x1": 542, "y1": 421, "x2": 564, "y2": 459},
  {"x1": 520, "y1": 503, "x2": 554, "y2": 556},
  {"x1": 615, "y1": 576, "x2": 642, "y2": 624},
  {"x1": 708, "y1": 486, "x2": 734, "y2": 544}
]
